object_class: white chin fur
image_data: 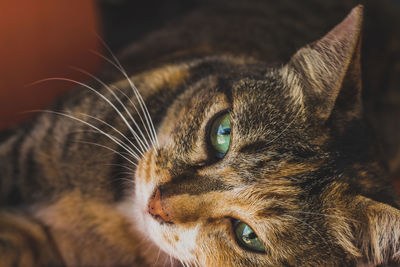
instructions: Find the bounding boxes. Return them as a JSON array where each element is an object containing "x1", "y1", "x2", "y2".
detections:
[{"x1": 127, "y1": 177, "x2": 199, "y2": 264}]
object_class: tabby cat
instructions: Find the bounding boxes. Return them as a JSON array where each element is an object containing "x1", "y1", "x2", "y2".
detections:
[{"x1": 1, "y1": 0, "x2": 400, "y2": 266}]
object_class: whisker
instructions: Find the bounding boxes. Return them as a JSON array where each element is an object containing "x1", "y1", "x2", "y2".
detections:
[
  {"x1": 111, "y1": 84, "x2": 155, "y2": 151},
  {"x1": 77, "y1": 112, "x2": 144, "y2": 157},
  {"x1": 153, "y1": 248, "x2": 162, "y2": 267},
  {"x1": 70, "y1": 66, "x2": 150, "y2": 152},
  {"x1": 76, "y1": 140, "x2": 137, "y2": 166},
  {"x1": 76, "y1": 142, "x2": 137, "y2": 164},
  {"x1": 63, "y1": 129, "x2": 143, "y2": 163},
  {"x1": 90, "y1": 48, "x2": 159, "y2": 150},
  {"x1": 93, "y1": 38, "x2": 158, "y2": 139},
  {"x1": 163, "y1": 255, "x2": 169, "y2": 267},
  {"x1": 117, "y1": 176, "x2": 135, "y2": 183},
  {"x1": 89, "y1": 50, "x2": 157, "y2": 150},
  {"x1": 31, "y1": 77, "x2": 146, "y2": 156},
  {"x1": 103, "y1": 163, "x2": 136, "y2": 173},
  {"x1": 65, "y1": 129, "x2": 141, "y2": 160},
  {"x1": 36, "y1": 110, "x2": 141, "y2": 161}
]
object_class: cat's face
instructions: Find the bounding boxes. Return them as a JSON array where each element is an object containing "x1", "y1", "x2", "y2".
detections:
[
  {"x1": 133, "y1": 62, "x2": 350, "y2": 266},
  {"x1": 130, "y1": 6, "x2": 398, "y2": 267}
]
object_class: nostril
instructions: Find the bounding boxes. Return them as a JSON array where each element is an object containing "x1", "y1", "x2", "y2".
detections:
[{"x1": 147, "y1": 188, "x2": 173, "y2": 224}]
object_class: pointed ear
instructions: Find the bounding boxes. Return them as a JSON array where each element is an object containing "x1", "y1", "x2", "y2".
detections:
[
  {"x1": 286, "y1": 5, "x2": 363, "y2": 121},
  {"x1": 356, "y1": 196, "x2": 400, "y2": 265}
]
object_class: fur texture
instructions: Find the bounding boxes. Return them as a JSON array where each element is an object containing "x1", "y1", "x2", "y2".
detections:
[{"x1": 0, "y1": 0, "x2": 400, "y2": 266}]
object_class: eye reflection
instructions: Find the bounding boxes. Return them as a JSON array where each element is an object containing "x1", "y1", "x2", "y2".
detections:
[
  {"x1": 233, "y1": 219, "x2": 265, "y2": 253},
  {"x1": 210, "y1": 113, "x2": 231, "y2": 158}
]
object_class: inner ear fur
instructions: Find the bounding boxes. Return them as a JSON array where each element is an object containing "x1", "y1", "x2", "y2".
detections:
[
  {"x1": 286, "y1": 5, "x2": 363, "y2": 121},
  {"x1": 355, "y1": 196, "x2": 400, "y2": 265}
]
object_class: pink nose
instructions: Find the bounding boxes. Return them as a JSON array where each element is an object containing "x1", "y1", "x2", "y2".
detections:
[{"x1": 147, "y1": 188, "x2": 173, "y2": 224}]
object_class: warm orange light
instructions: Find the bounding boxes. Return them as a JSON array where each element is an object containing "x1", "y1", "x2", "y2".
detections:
[{"x1": 0, "y1": 0, "x2": 102, "y2": 130}]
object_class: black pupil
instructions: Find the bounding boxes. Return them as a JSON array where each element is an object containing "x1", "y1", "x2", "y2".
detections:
[
  {"x1": 245, "y1": 233, "x2": 257, "y2": 240},
  {"x1": 219, "y1": 128, "x2": 231, "y2": 135}
]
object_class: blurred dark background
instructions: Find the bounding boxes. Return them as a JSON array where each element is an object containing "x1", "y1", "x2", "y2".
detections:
[
  {"x1": 97, "y1": 0, "x2": 400, "y2": 52},
  {"x1": 98, "y1": 0, "x2": 196, "y2": 52}
]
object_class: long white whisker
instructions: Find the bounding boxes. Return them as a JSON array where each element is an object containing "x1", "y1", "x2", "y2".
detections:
[
  {"x1": 66, "y1": 129, "x2": 140, "y2": 160},
  {"x1": 90, "y1": 48, "x2": 159, "y2": 150},
  {"x1": 164, "y1": 255, "x2": 169, "y2": 267},
  {"x1": 32, "y1": 77, "x2": 147, "y2": 155},
  {"x1": 111, "y1": 84, "x2": 155, "y2": 151},
  {"x1": 152, "y1": 248, "x2": 162, "y2": 267},
  {"x1": 103, "y1": 171, "x2": 136, "y2": 186},
  {"x1": 70, "y1": 66, "x2": 150, "y2": 152},
  {"x1": 117, "y1": 177, "x2": 135, "y2": 185},
  {"x1": 89, "y1": 50, "x2": 157, "y2": 150},
  {"x1": 64, "y1": 129, "x2": 144, "y2": 160},
  {"x1": 38, "y1": 110, "x2": 141, "y2": 161},
  {"x1": 77, "y1": 112, "x2": 144, "y2": 157},
  {"x1": 120, "y1": 67, "x2": 160, "y2": 149},
  {"x1": 103, "y1": 163, "x2": 136, "y2": 173},
  {"x1": 59, "y1": 129, "x2": 136, "y2": 161},
  {"x1": 76, "y1": 140, "x2": 137, "y2": 166}
]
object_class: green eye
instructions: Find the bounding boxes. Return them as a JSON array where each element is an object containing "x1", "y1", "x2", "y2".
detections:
[
  {"x1": 233, "y1": 220, "x2": 265, "y2": 253},
  {"x1": 210, "y1": 113, "x2": 231, "y2": 158}
]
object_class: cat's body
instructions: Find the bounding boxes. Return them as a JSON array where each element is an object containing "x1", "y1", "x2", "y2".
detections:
[{"x1": 1, "y1": 0, "x2": 400, "y2": 266}]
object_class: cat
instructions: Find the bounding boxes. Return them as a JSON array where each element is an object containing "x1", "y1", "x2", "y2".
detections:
[{"x1": 1, "y1": 0, "x2": 400, "y2": 266}]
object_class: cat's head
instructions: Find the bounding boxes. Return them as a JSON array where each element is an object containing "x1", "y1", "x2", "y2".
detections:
[{"x1": 133, "y1": 6, "x2": 400, "y2": 266}]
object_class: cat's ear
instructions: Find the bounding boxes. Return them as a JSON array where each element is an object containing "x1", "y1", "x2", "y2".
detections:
[
  {"x1": 355, "y1": 196, "x2": 400, "y2": 265},
  {"x1": 286, "y1": 5, "x2": 363, "y2": 121}
]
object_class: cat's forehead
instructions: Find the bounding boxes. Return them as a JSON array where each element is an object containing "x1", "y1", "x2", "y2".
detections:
[
  {"x1": 190, "y1": 61, "x2": 305, "y2": 122},
  {"x1": 154, "y1": 61, "x2": 318, "y2": 184},
  {"x1": 157, "y1": 61, "x2": 308, "y2": 154}
]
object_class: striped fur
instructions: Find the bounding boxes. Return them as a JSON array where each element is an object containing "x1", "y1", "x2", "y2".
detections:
[{"x1": 1, "y1": 0, "x2": 400, "y2": 266}]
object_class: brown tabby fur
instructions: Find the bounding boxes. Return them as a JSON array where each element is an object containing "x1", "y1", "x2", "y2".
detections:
[{"x1": 1, "y1": 0, "x2": 400, "y2": 266}]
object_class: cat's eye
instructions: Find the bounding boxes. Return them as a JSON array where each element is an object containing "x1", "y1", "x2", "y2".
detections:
[
  {"x1": 210, "y1": 113, "x2": 231, "y2": 158},
  {"x1": 233, "y1": 220, "x2": 265, "y2": 253}
]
